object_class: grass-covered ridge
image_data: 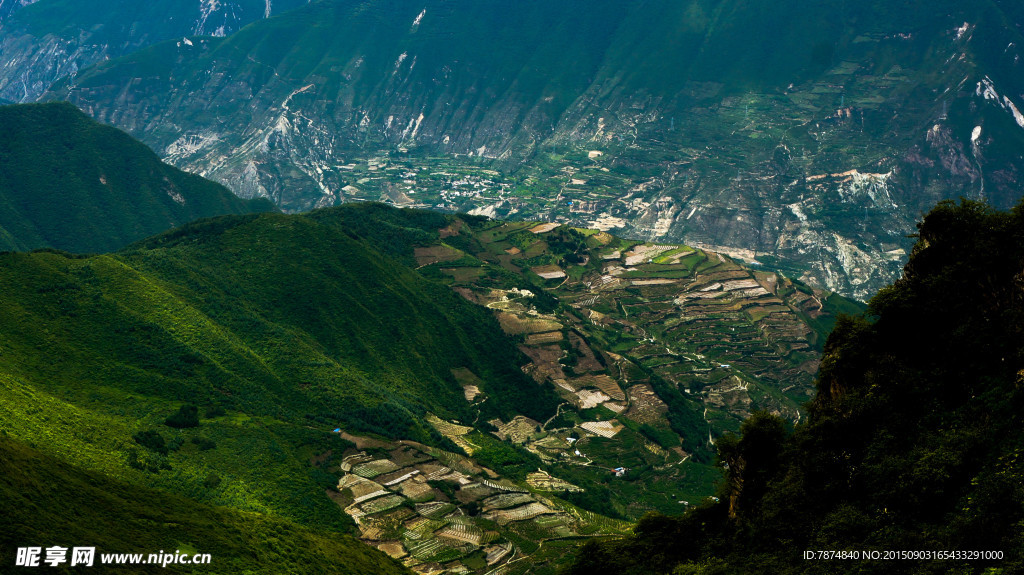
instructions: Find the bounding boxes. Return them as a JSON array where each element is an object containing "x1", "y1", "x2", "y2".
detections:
[
  {"x1": 0, "y1": 434, "x2": 406, "y2": 574},
  {"x1": 0, "y1": 102, "x2": 275, "y2": 253},
  {"x1": 0, "y1": 205, "x2": 558, "y2": 538}
]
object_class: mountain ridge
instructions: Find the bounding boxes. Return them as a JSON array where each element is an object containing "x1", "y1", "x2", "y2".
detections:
[{"x1": 0, "y1": 102, "x2": 275, "y2": 253}]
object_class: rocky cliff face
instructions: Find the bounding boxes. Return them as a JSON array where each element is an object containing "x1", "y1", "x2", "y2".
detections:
[
  {"x1": 0, "y1": 0, "x2": 309, "y2": 102},
  {"x1": 38, "y1": 0, "x2": 1024, "y2": 299}
]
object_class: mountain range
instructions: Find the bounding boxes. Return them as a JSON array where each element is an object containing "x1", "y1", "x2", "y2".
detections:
[
  {"x1": 9, "y1": 0, "x2": 1019, "y2": 299},
  {"x1": 2, "y1": 1, "x2": 1023, "y2": 573},
  {"x1": 0, "y1": 0, "x2": 310, "y2": 102}
]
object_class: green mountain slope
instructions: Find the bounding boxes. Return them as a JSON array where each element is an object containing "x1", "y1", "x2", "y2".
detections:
[
  {"x1": 564, "y1": 199, "x2": 1024, "y2": 574},
  {"x1": 44, "y1": 0, "x2": 1024, "y2": 299},
  {"x1": 0, "y1": 435, "x2": 405, "y2": 574},
  {"x1": 0, "y1": 102, "x2": 275, "y2": 253},
  {"x1": 0, "y1": 206, "x2": 559, "y2": 554},
  {"x1": 0, "y1": 0, "x2": 311, "y2": 102},
  {"x1": 0, "y1": 200, "x2": 860, "y2": 572}
]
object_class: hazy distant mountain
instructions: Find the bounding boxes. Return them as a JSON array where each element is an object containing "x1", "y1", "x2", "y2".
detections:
[
  {"x1": 0, "y1": 0, "x2": 36, "y2": 21},
  {"x1": 0, "y1": 0, "x2": 310, "y2": 102},
  {"x1": 0, "y1": 102, "x2": 274, "y2": 253}
]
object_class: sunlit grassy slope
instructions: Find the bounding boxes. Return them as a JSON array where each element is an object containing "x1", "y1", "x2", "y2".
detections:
[
  {"x1": 0, "y1": 205, "x2": 558, "y2": 545},
  {"x1": 0, "y1": 435, "x2": 407, "y2": 574}
]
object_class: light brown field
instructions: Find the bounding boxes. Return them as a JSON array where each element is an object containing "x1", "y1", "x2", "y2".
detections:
[
  {"x1": 414, "y1": 244, "x2": 463, "y2": 267},
  {"x1": 497, "y1": 312, "x2": 562, "y2": 335},
  {"x1": 625, "y1": 384, "x2": 669, "y2": 424}
]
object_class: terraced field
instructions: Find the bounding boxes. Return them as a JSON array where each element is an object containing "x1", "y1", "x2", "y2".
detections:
[
  {"x1": 397, "y1": 215, "x2": 861, "y2": 524},
  {"x1": 333, "y1": 433, "x2": 630, "y2": 575}
]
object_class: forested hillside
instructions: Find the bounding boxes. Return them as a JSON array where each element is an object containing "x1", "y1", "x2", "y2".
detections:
[{"x1": 0, "y1": 103, "x2": 274, "y2": 253}]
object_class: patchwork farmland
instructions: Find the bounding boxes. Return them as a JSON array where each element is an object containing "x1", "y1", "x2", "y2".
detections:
[
  {"x1": 333, "y1": 435, "x2": 629, "y2": 575},
  {"x1": 325, "y1": 212, "x2": 860, "y2": 572}
]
